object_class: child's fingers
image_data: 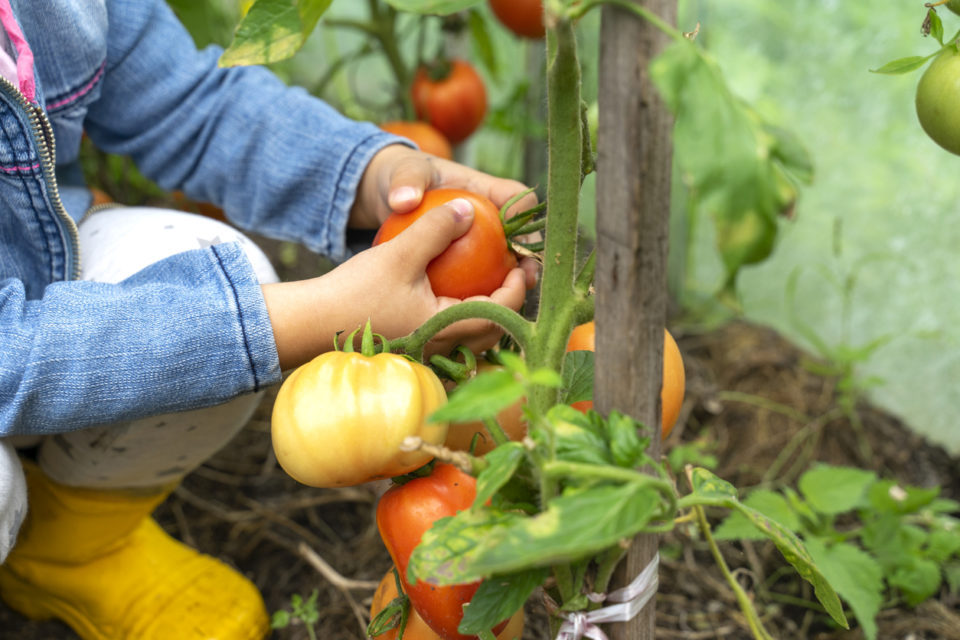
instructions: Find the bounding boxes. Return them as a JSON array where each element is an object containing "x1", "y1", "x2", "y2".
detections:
[
  {"x1": 387, "y1": 199, "x2": 475, "y2": 272},
  {"x1": 386, "y1": 156, "x2": 435, "y2": 212},
  {"x1": 476, "y1": 268, "x2": 527, "y2": 312}
]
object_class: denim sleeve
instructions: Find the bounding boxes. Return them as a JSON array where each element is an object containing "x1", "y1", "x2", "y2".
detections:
[
  {"x1": 0, "y1": 242, "x2": 280, "y2": 437},
  {"x1": 84, "y1": 0, "x2": 409, "y2": 263}
]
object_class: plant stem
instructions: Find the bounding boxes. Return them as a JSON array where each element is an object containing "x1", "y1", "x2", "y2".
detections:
[
  {"x1": 527, "y1": 15, "x2": 585, "y2": 417},
  {"x1": 390, "y1": 301, "x2": 534, "y2": 361},
  {"x1": 685, "y1": 469, "x2": 776, "y2": 640}
]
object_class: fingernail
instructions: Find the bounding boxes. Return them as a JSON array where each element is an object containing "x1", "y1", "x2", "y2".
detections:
[
  {"x1": 449, "y1": 198, "x2": 474, "y2": 220},
  {"x1": 389, "y1": 186, "x2": 419, "y2": 206}
]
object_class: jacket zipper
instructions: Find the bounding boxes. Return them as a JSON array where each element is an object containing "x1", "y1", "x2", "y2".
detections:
[{"x1": 0, "y1": 75, "x2": 81, "y2": 281}]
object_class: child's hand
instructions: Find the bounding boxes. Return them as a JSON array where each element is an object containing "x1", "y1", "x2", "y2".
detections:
[
  {"x1": 350, "y1": 144, "x2": 540, "y2": 289},
  {"x1": 264, "y1": 197, "x2": 527, "y2": 370}
]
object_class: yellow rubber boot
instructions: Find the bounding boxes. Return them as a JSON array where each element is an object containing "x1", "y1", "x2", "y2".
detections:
[{"x1": 0, "y1": 462, "x2": 269, "y2": 640}]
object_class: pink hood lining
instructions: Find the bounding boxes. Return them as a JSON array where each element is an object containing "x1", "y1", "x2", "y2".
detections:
[{"x1": 0, "y1": 0, "x2": 34, "y2": 102}]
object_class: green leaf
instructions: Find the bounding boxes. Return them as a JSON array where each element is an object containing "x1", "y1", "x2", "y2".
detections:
[
  {"x1": 714, "y1": 490, "x2": 801, "y2": 540},
  {"x1": 869, "y1": 55, "x2": 933, "y2": 75},
  {"x1": 219, "y1": 0, "x2": 333, "y2": 67},
  {"x1": 688, "y1": 466, "x2": 738, "y2": 501},
  {"x1": 867, "y1": 480, "x2": 939, "y2": 515},
  {"x1": 860, "y1": 514, "x2": 924, "y2": 575},
  {"x1": 541, "y1": 406, "x2": 612, "y2": 466},
  {"x1": 430, "y1": 369, "x2": 525, "y2": 423},
  {"x1": 384, "y1": 0, "x2": 484, "y2": 15},
  {"x1": 926, "y1": 527, "x2": 960, "y2": 564},
  {"x1": 889, "y1": 556, "x2": 942, "y2": 606},
  {"x1": 270, "y1": 610, "x2": 291, "y2": 629},
  {"x1": 474, "y1": 443, "x2": 525, "y2": 508},
  {"x1": 458, "y1": 568, "x2": 548, "y2": 634},
  {"x1": 929, "y1": 10, "x2": 945, "y2": 45},
  {"x1": 665, "y1": 440, "x2": 718, "y2": 474},
  {"x1": 929, "y1": 498, "x2": 960, "y2": 514},
  {"x1": 528, "y1": 367, "x2": 564, "y2": 388},
  {"x1": 410, "y1": 482, "x2": 664, "y2": 583},
  {"x1": 804, "y1": 539, "x2": 883, "y2": 640},
  {"x1": 604, "y1": 411, "x2": 652, "y2": 469},
  {"x1": 798, "y1": 464, "x2": 877, "y2": 516},
  {"x1": 945, "y1": 560, "x2": 960, "y2": 593},
  {"x1": 684, "y1": 468, "x2": 847, "y2": 628},
  {"x1": 467, "y1": 9, "x2": 498, "y2": 80},
  {"x1": 650, "y1": 39, "x2": 812, "y2": 290},
  {"x1": 561, "y1": 350, "x2": 594, "y2": 405}
]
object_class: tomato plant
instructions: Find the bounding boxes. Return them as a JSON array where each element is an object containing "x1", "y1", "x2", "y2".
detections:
[
  {"x1": 915, "y1": 47, "x2": 960, "y2": 155},
  {"x1": 380, "y1": 121, "x2": 453, "y2": 160},
  {"x1": 411, "y1": 60, "x2": 487, "y2": 145},
  {"x1": 565, "y1": 322, "x2": 685, "y2": 438},
  {"x1": 226, "y1": 3, "x2": 851, "y2": 639},
  {"x1": 376, "y1": 463, "x2": 510, "y2": 640},
  {"x1": 489, "y1": 0, "x2": 545, "y2": 39},
  {"x1": 372, "y1": 188, "x2": 518, "y2": 299},
  {"x1": 271, "y1": 325, "x2": 448, "y2": 487},
  {"x1": 369, "y1": 568, "x2": 524, "y2": 640}
]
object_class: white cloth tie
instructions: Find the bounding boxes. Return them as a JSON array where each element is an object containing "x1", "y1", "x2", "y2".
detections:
[{"x1": 555, "y1": 553, "x2": 659, "y2": 640}]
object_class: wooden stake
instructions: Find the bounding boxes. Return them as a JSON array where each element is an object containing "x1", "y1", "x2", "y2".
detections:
[{"x1": 595, "y1": 1, "x2": 676, "y2": 638}]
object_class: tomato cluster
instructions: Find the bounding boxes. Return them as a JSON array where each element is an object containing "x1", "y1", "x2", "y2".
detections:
[{"x1": 372, "y1": 188, "x2": 518, "y2": 299}]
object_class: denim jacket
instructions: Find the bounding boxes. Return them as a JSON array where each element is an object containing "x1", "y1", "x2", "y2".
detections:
[{"x1": 0, "y1": 0, "x2": 402, "y2": 436}]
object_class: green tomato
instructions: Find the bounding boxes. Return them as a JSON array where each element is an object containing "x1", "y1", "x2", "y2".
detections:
[
  {"x1": 916, "y1": 47, "x2": 960, "y2": 155},
  {"x1": 948, "y1": 0, "x2": 960, "y2": 17}
]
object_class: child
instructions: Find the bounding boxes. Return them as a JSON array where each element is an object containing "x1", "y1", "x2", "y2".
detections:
[{"x1": 0, "y1": 2, "x2": 536, "y2": 638}]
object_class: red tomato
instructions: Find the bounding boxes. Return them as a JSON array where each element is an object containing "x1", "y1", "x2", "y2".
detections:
[
  {"x1": 489, "y1": 0, "x2": 545, "y2": 39},
  {"x1": 369, "y1": 568, "x2": 525, "y2": 640},
  {"x1": 380, "y1": 121, "x2": 454, "y2": 160},
  {"x1": 376, "y1": 464, "x2": 509, "y2": 640},
  {"x1": 372, "y1": 188, "x2": 517, "y2": 299},
  {"x1": 411, "y1": 60, "x2": 487, "y2": 144},
  {"x1": 566, "y1": 322, "x2": 686, "y2": 439}
]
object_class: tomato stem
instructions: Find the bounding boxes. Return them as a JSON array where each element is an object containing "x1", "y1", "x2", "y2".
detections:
[
  {"x1": 685, "y1": 467, "x2": 776, "y2": 640},
  {"x1": 482, "y1": 417, "x2": 510, "y2": 447},
  {"x1": 392, "y1": 301, "x2": 533, "y2": 361}
]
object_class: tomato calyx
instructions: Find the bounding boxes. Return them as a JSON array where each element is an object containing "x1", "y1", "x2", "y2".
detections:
[
  {"x1": 336, "y1": 319, "x2": 392, "y2": 357},
  {"x1": 366, "y1": 569, "x2": 411, "y2": 639},
  {"x1": 420, "y1": 57, "x2": 454, "y2": 83}
]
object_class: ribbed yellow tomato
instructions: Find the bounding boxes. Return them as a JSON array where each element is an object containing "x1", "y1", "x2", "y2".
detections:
[{"x1": 271, "y1": 351, "x2": 448, "y2": 487}]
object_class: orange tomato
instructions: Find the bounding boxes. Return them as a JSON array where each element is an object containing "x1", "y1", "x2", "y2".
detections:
[
  {"x1": 380, "y1": 121, "x2": 453, "y2": 160},
  {"x1": 369, "y1": 568, "x2": 525, "y2": 640},
  {"x1": 565, "y1": 322, "x2": 685, "y2": 438}
]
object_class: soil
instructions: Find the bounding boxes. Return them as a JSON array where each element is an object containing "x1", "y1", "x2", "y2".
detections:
[{"x1": 2, "y1": 240, "x2": 959, "y2": 639}]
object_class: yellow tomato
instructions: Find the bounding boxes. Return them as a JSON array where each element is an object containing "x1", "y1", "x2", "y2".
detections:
[{"x1": 271, "y1": 351, "x2": 448, "y2": 487}]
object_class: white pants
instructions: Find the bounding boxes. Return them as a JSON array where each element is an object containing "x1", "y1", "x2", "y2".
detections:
[{"x1": 0, "y1": 207, "x2": 279, "y2": 561}]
